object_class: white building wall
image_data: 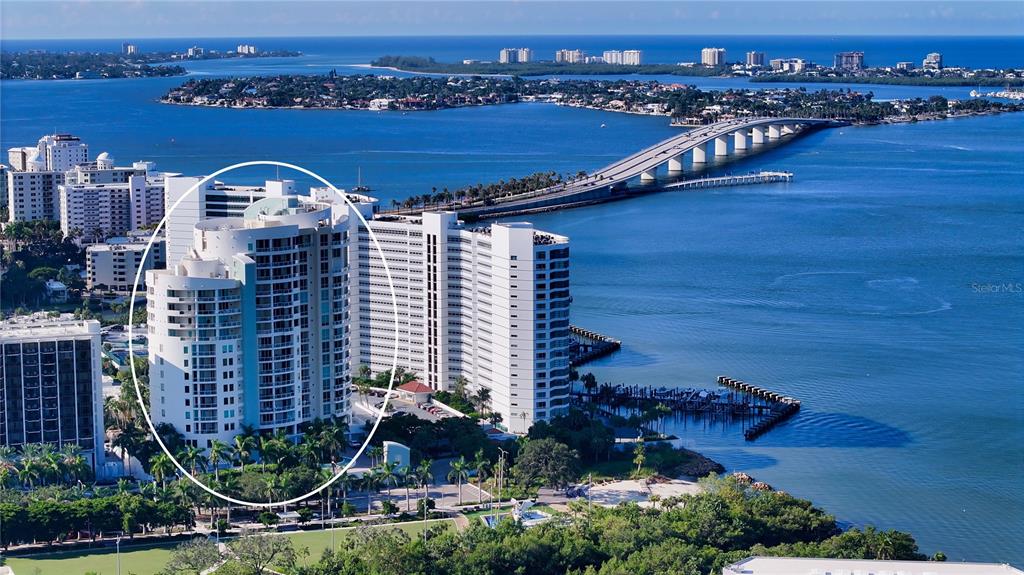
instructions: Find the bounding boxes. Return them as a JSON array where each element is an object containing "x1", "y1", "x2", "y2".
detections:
[
  {"x1": 87, "y1": 238, "x2": 166, "y2": 293},
  {"x1": 351, "y1": 212, "x2": 571, "y2": 433},
  {"x1": 149, "y1": 195, "x2": 350, "y2": 448}
]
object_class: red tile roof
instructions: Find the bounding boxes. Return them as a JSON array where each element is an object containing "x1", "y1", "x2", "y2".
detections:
[{"x1": 398, "y1": 380, "x2": 433, "y2": 394}]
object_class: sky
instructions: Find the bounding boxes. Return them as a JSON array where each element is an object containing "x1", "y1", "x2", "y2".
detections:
[{"x1": 1, "y1": 1, "x2": 1022, "y2": 40}]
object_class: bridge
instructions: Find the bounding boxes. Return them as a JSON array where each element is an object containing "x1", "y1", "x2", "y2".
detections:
[{"x1": 386, "y1": 116, "x2": 845, "y2": 218}]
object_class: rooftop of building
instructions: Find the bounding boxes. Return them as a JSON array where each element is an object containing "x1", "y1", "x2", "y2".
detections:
[
  {"x1": 0, "y1": 312, "x2": 100, "y2": 339},
  {"x1": 87, "y1": 237, "x2": 164, "y2": 252},
  {"x1": 397, "y1": 380, "x2": 433, "y2": 394},
  {"x1": 722, "y1": 556, "x2": 1024, "y2": 575}
]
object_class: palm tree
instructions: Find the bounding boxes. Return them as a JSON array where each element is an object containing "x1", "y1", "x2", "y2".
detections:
[
  {"x1": 472, "y1": 450, "x2": 490, "y2": 504},
  {"x1": 263, "y1": 475, "x2": 281, "y2": 506},
  {"x1": 377, "y1": 461, "x2": 400, "y2": 510},
  {"x1": 336, "y1": 471, "x2": 354, "y2": 514},
  {"x1": 368, "y1": 445, "x2": 384, "y2": 468},
  {"x1": 258, "y1": 436, "x2": 276, "y2": 472},
  {"x1": 179, "y1": 445, "x2": 205, "y2": 476},
  {"x1": 320, "y1": 419, "x2": 348, "y2": 464},
  {"x1": 218, "y1": 475, "x2": 239, "y2": 525},
  {"x1": 473, "y1": 387, "x2": 492, "y2": 413},
  {"x1": 298, "y1": 441, "x2": 321, "y2": 468},
  {"x1": 208, "y1": 439, "x2": 229, "y2": 482},
  {"x1": 59, "y1": 443, "x2": 89, "y2": 483},
  {"x1": 0, "y1": 446, "x2": 17, "y2": 489},
  {"x1": 361, "y1": 470, "x2": 379, "y2": 515},
  {"x1": 416, "y1": 458, "x2": 434, "y2": 503},
  {"x1": 232, "y1": 435, "x2": 255, "y2": 471},
  {"x1": 452, "y1": 375, "x2": 469, "y2": 398},
  {"x1": 150, "y1": 453, "x2": 176, "y2": 488},
  {"x1": 113, "y1": 423, "x2": 146, "y2": 476},
  {"x1": 397, "y1": 465, "x2": 415, "y2": 511},
  {"x1": 447, "y1": 456, "x2": 470, "y2": 506}
]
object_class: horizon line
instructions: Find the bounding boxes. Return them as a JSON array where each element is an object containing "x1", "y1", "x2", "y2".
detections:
[{"x1": 3, "y1": 32, "x2": 1023, "y2": 42}]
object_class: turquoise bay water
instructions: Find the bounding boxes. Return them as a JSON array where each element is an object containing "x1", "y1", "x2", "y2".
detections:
[{"x1": 1, "y1": 38, "x2": 1022, "y2": 562}]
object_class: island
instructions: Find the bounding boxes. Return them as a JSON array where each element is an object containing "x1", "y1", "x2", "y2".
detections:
[
  {"x1": 0, "y1": 47, "x2": 302, "y2": 80},
  {"x1": 370, "y1": 54, "x2": 1024, "y2": 87},
  {"x1": 160, "y1": 73, "x2": 1024, "y2": 124}
]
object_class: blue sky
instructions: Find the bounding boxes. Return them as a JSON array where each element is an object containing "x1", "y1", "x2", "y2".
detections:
[{"x1": 2, "y1": 1, "x2": 1022, "y2": 39}]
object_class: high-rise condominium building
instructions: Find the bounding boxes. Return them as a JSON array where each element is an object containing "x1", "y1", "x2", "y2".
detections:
[
  {"x1": 87, "y1": 234, "x2": 167, "y2": 293},
  {"x1": 602, "y1": 50, "x2": 622, "y2": 65},
  {"x1": 0, "y1": 314, "x2": 104, "y2": 472},
  {"x1": 555, "y1": 49, "x2": 586, "y2": 64},
  {"x1": 147, "y1": 193, "x2": 351, "y2": 447},
  {"x1": 236, "y1": 44, "x2": 257, "y2": 55},
  {"x1": 923, "y1": 52, "x2": 943, "y2": 70},
  {"x1": 38, "y1": 134, "x2": 89, "y2": 174},
  {"x1": 834, "y1": 51, "x2": 865, "y2": 71},
  {"x1": 59, "y1": 155, "x2": 168, "y2": 244},
  {"x1": 163, "y1": 176, "x2": 289, "y2": 268},
  {"x1": 622, "y1": 50, "x2": 643, "y2": 66},
  {"x1": 499, "y1": 48, "x2": 531, "y2": 64},
  {"x1": 701, "y1": 48, "x2": 726, "y2": 66},
  {"x1": 350, "y1": 210, "x2": 571, "y2": 434},
  {"x1": 6, "y1": 134, "x2": 89, "y2": 222},
  {"x1": 746, "y1": 51, "x2": 766, "y2": 67}
]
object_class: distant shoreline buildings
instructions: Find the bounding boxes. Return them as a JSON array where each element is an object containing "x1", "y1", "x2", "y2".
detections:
[{"x1": 701, "y1": 47, "x2": 726, "y2": 66}]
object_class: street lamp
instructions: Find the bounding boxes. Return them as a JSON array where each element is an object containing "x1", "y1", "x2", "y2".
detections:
[{"x1": 116, "y1": 536, "x2": 122, "y2": 575}]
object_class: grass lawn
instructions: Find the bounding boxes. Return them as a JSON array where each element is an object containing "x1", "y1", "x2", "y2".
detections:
[
  {"x1": 6, "y1": 541, "x2": 177, "y2": 575},
  {"x1": 7, "y1": 520, "x2": 456, "y2": 575}
]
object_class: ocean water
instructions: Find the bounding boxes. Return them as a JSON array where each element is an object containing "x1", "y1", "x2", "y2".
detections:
[{"x1": 1, "y1": 37, "x2": 1022, "y2": 562}]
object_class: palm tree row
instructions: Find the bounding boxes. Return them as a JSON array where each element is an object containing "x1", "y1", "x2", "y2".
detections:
[
  {"x1": 147, "y1": 417, "x2": 351, "y2": 489},
  {"x1": 387, "y1": 171, "x2": 572, "y2": 212},
  {"x1": 0, "y1": 443, "x2": 91, "y2": 489}
]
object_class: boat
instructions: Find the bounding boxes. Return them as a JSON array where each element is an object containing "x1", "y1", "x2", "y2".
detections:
[{"x1": 352, "y1": 167, "x2": 372, "y2": 193}]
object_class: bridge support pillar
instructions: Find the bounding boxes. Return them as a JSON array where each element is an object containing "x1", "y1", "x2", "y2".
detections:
[
  {"x1": 782, "y1": 124, "x2": 795, "y2": 135},
  {"x1": 751, "y1": 126, "x2": 765, "y2": 144},
  {"x1": 667, "y1": 154, "x2": 684, "y2": 173},
  {"x1": 715, "y1": 136, "x2": 729, "y2": 156},
  {"x1": 693, "y1": 143, "x2": 707, "y2": 164},
  {"x1": 641, "y1": 167, "x2": 657, "y2": 182},
  {"x1": 768, "y1": 125, "x2": 782, "y2": 139},
  {"x1": 733, "y1": 130, "x2": 748, "y2": 150}
]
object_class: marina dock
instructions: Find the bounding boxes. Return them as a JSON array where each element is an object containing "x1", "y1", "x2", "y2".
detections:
[
  {"x1": 573, "y1": 376, "x2": 801, "y2": 441},
  {"x1": 569, "y1": 325, "x2": 621, "y2": 366}
]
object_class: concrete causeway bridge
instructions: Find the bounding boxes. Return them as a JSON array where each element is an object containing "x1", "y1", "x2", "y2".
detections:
[{"x1": 388, "y1": 116, "x2": 845, "y2": 218}]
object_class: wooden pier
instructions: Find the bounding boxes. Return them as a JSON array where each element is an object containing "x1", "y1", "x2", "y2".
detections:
[
  {"x1": 573, "y1": 376, "x2": 801, "y2": 441},
  {"x1": 569, "y1": 325, "x2": 621, "y2": 367},
  {"x1": 717, "y1": 376, "x2": 801, "y2": 440}
]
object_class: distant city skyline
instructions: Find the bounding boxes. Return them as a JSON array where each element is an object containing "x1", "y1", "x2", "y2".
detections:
[{"x1": 1, "y1": 1, "x2": 1022, "y2": 40}]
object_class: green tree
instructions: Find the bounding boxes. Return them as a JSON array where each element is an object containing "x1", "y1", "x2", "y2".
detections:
[
  {"x1": 511, "y1": 438, "x2": 581, "y2": 489},
  {"x1": 162, "y1": 537, "x2": 222, "y2": 575},
  {"x1": 229, "y1": 530, "x2": 299, "y2": 574}
]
